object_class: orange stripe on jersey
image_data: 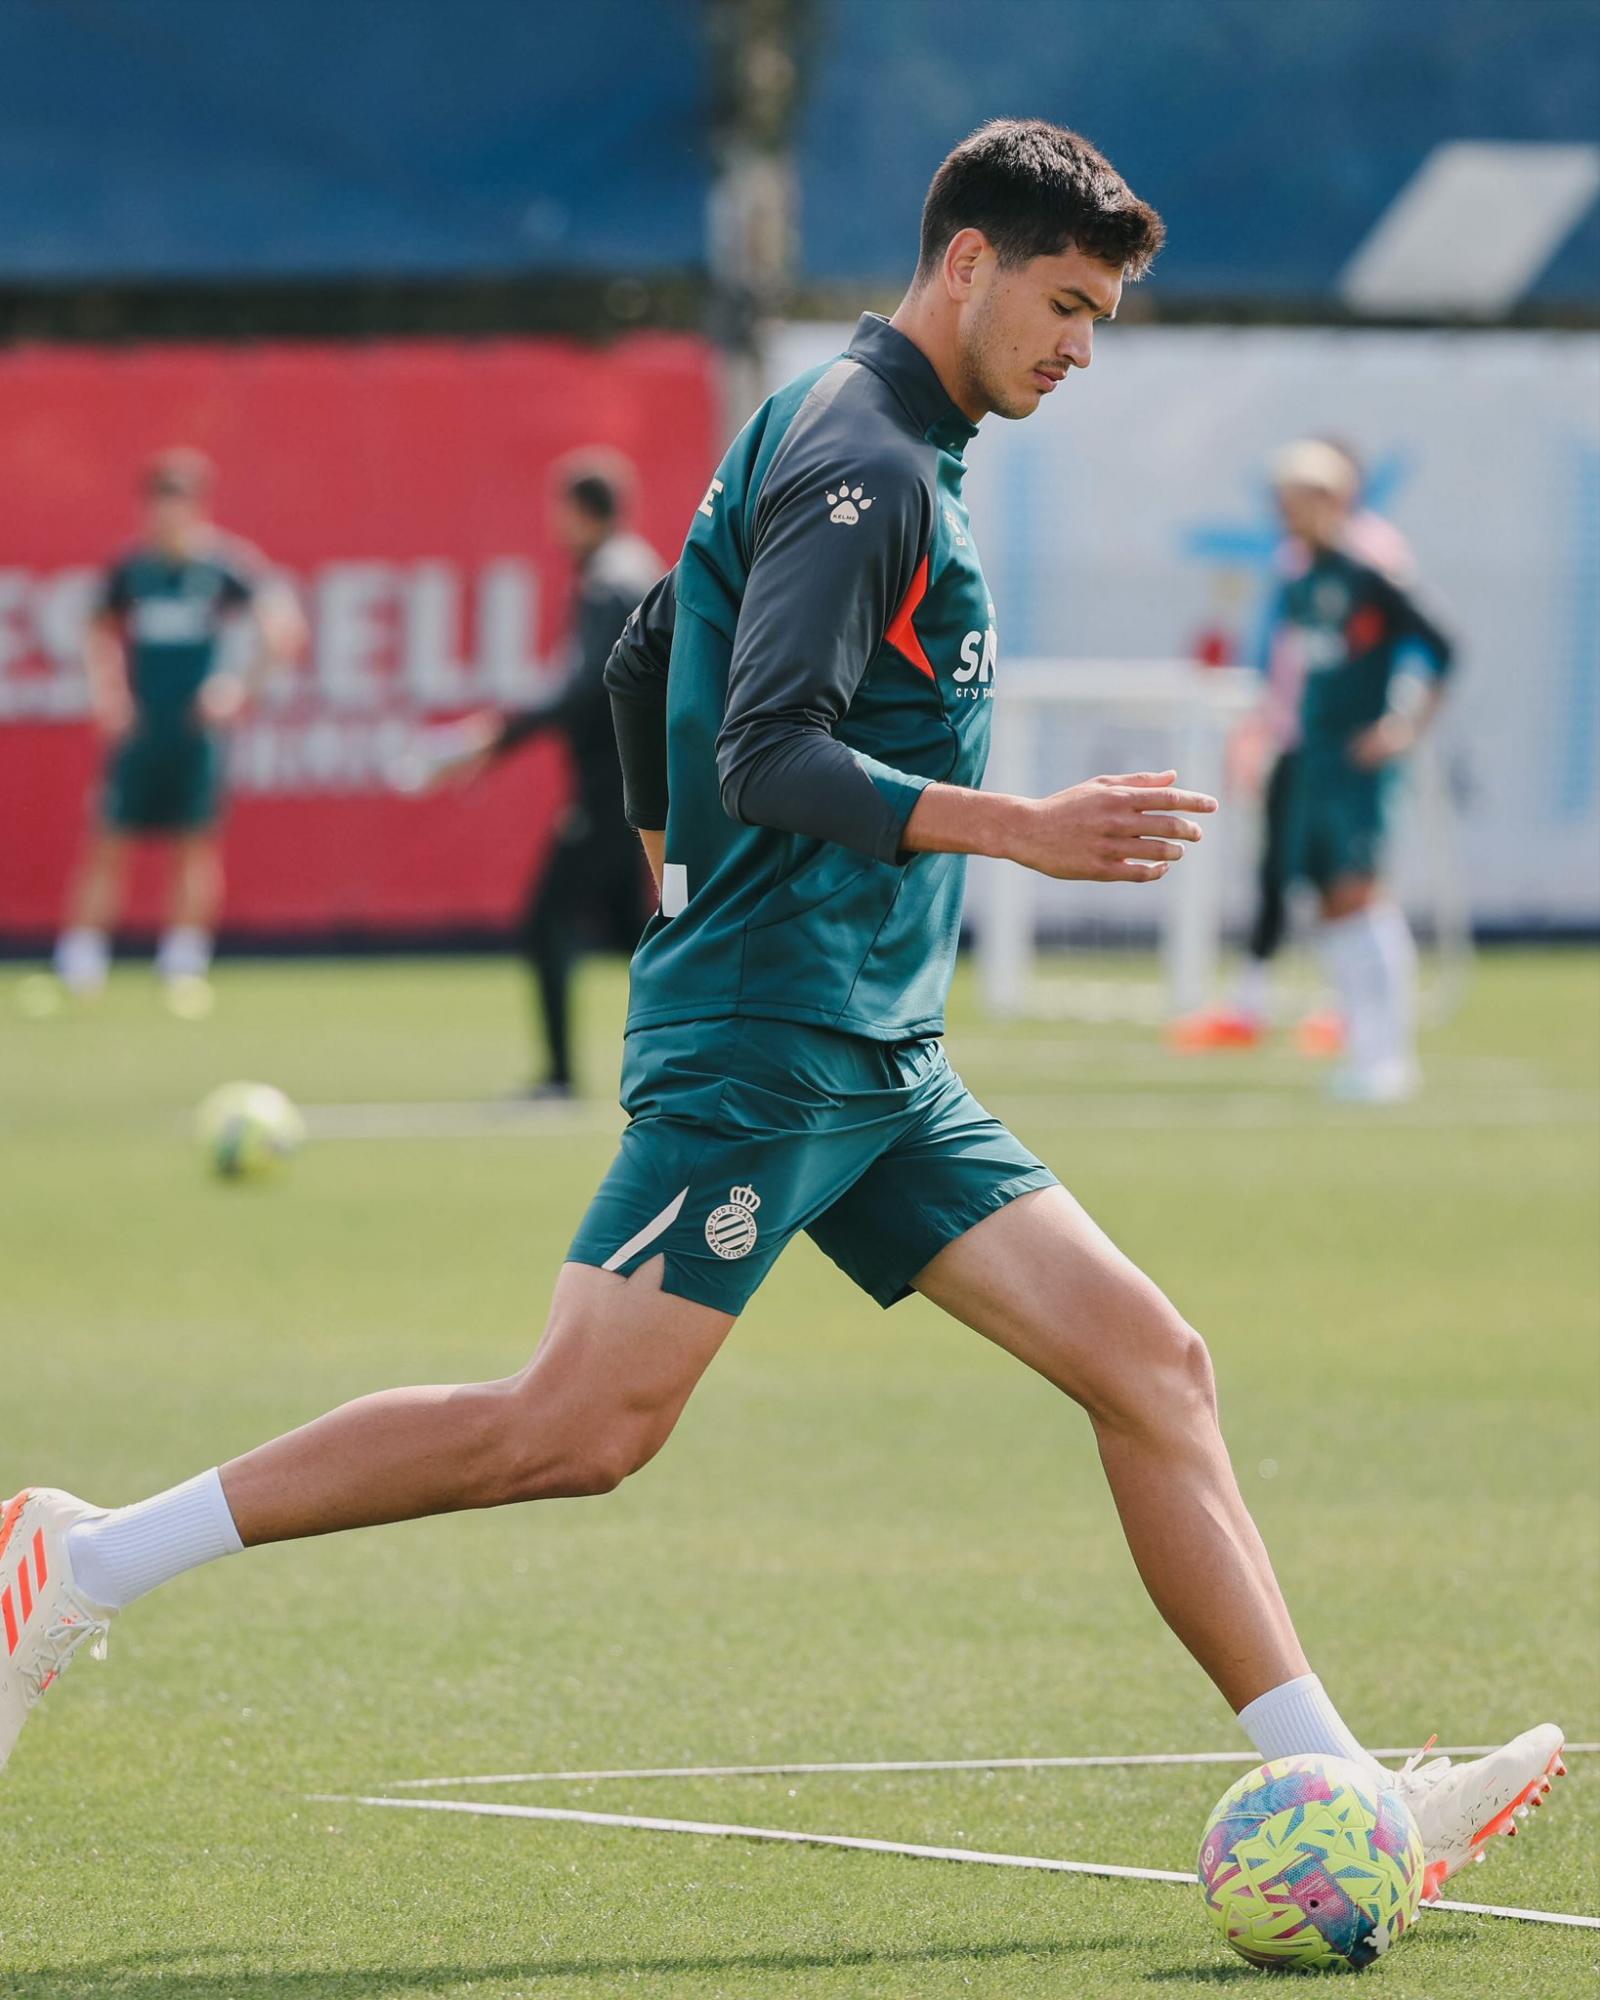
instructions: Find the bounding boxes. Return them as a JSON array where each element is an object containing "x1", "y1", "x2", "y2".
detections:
[{"x1": 884, "y1": 557, "x2": 934, "y2": 679}]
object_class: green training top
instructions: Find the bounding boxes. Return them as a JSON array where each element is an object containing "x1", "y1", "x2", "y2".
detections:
[
  {"x1": 605, "y1": 315, "x2": 1000, "y2": 1043},
  {"x1": 99, "y1": 539, "x2": 259, "y2": 731}
]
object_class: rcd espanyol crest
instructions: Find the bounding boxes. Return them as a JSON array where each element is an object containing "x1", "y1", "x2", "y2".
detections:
[{"x1": 704, "y1": 1184, "x2": 761, "y2": 1260}]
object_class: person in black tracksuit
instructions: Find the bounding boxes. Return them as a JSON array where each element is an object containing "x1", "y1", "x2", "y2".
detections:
[{"x1": 488, "y1": 461, "x2": 663, "y2": 1096}]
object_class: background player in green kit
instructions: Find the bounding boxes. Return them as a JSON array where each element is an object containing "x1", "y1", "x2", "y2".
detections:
[
  {"x1": 4, "y1": 124, "x2": 1563, "y2": 1900},
  {"x1": 53, "y1": 448, "x2": 304, "y2": 1008},
  {"x1": 1270, "y1": 439, "x2": 1455, "y2": 1102}
]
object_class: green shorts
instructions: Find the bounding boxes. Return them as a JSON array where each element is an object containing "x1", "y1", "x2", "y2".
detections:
[
  {"x1": 567, "y1": 1017, "x2": 1058, "y2": 1315},
  {"x1": 1283, "y1": 754, "x2": 1401, "y2": 891},
  {"x1": 104, "y1": 727, "x2": 223, "y2": 833}
]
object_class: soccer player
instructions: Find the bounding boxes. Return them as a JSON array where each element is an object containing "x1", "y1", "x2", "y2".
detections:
[
  {"x1": 52, "y1": 449, "x2": 305, "y2": 1008},
  {"x1": 1171, "y1": 442, "x2": 1418, "y2": 1059},
  {"x1": 3, "y1": 124, "x2": 1560, "y2": 1898},
  {"x1": 1264, "y1": 440, "x2": 1453, "y2": 1100},
  {"x1": 427, "y1": 453, "x2": 664, "y2": 1097}
]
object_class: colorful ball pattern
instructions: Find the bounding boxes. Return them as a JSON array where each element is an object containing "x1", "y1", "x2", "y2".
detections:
[
  {"x1": 196, "y1": 1081, "x2": 307, "y2": 1180},
  {"x1": 1197, "y1": 1753, "x2": 1424, "y2": 1971}
]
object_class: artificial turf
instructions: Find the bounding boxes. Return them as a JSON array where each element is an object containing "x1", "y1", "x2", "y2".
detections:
[{"x1": 1, "y1": 949, "x2": 1595, "y2": 1998}]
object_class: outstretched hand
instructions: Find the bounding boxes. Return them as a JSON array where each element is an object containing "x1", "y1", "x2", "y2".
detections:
[{"x1": 1009, "y1": 769, "x2": 1218, "y2": 882}]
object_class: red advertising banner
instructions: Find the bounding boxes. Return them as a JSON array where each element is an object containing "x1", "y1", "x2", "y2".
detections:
[{"x1": 0, "y1": 337, "x2": 719, "y2": 940}]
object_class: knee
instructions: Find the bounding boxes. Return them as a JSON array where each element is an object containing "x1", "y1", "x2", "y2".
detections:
[
  {"x1": 472, "y1": 1380, "x2": 661, "y2": 1505},
  {"x1": 1091, "y1": 1308, "x2": 1217, "y2": 1438}
]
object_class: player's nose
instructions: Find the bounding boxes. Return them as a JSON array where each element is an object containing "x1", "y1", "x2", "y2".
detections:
[{"x1": 1057, "y1": 323, "x2": 1093, "y2": 371}]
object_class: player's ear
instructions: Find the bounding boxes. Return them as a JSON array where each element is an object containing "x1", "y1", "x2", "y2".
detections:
[{"x1": 942, "y1": 229, "x2": 989, "y2": 302}]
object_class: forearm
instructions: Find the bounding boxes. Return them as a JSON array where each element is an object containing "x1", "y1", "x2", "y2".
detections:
[
  {"x1": 908, "y1": 770, "x2": 1216, "y2": 884},
  {"x1": 638, "y1": 828, "x2": 665, "y2": 892},
  {"x1": 902, "y1": 782, "x2": 1036, "y2": 860},
  {"x1": 83, "y1": 626, "x2": 129, "y2": 722}
]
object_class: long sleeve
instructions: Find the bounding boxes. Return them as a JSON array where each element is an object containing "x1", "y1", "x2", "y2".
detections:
[
  {"x1": 605, "y1": 565, "x2": 678, "y2": 829},
  {"x1": 715, "y1": 448, "x2": 935, "y2": 865},
  {"x1": 1379, "y1": 574, "x2": 1455, "y2": 680}
]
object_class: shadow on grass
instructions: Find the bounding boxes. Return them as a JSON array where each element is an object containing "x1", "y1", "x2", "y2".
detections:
[{"x1": 3, "y1": 1932, "x2": 1159, "y2": 1998}]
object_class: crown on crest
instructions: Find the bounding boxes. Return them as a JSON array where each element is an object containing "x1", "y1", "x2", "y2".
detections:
[{"x1": 728, "y1": 1184, "x2": 761, "y2": 1212}]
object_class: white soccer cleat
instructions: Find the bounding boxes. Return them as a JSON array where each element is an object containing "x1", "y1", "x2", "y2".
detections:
[
  {"x1": 1391, "y1": 1723, "x2": 1567, "y2": 1901},
  {"x1": 1328, "y1": 1058, "x2": 1420, "y2": 1105},
  {"x1": 0, "y1": 1488, "x2": 114, "y2": 1775}
]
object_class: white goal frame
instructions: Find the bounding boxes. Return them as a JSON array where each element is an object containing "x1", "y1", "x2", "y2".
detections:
[{"x1": 970, "y1": 659, "x2": 1473, "y2": 1024}]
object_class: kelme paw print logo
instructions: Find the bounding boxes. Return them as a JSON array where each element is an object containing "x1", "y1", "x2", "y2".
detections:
[{"x1": 826, "y1": 478, "x2": 873, "y2": 526}]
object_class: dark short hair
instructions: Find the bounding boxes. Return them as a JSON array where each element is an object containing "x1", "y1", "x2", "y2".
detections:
[
  {"x1": 553, "y1": 445, "x2": 635, "y2": 524},
  {"x1": 916, "y1": 119, "x2": 1165, "y2": 283},
  {"x1": 143, "y1": 445, "x2": 214, "y2": 499}
]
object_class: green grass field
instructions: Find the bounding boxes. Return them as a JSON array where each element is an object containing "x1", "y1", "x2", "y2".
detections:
[{"x1": 2, "y1": 948, "x2": 1596, "y2": 1999}]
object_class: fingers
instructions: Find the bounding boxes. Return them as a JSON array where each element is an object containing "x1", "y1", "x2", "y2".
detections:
[
  {"x1": 1115, "y1": 787, "x2": 1219, "y2": 816},
  {"x1": 1129, "y1": 813, "x2": 1205, "y2": 844},
  {"x1": 1096, "y1": 857, "x2": 1170, "y2": 882},
  {"x1": 1099, "y1": 769, "x2": 1177, "y2": 788}
]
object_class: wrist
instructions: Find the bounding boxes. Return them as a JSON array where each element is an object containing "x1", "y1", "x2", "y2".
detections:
[{"x1": 903, "y1": 783, "x2": 1038, "y2": 861}]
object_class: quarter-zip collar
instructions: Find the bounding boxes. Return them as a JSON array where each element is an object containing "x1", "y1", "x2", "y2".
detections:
[{"x1": 846, "y1": 314, "x2": 980, "y2": 457}]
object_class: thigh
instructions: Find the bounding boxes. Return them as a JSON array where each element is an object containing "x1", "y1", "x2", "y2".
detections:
[
  {"x1": 806, "y1": 1049, "x2": 1056, "y2": 1308},
  {"x1": 1259, "y1": 750, "x2": 1298, "y2": 883},
  {"x1": 909, "y1": 1179, "x2": 1188, "y2": 1410},
  {"x1": 517, "y1": 1255, "x2": 736, "y2": 1456}
]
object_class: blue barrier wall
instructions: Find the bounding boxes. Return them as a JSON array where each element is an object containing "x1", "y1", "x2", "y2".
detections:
[
  {"x1": 1, "y1": 0, "x2": 1594, "y2": 299},
  {"x1": 796, "y1": 0, "x2": 1600, "y2": 300},
  {"x1": 0, "y1": 0, "x2": 710, "y2": 277}
]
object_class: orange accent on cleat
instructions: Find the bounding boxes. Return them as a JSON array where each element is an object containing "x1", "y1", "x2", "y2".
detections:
[
  {"x1": 1166, "y1": 1008, "x2": 1266, "y2": 1052},
  {"x1": 0, "y1": 1492, "x2": 32, "y2": 1568},
  {"x1": 1293, "y1": 1010, "x2": 1346, "y2": 1058},
  {"x1": 1422, "y1": 1859, "x2": 1450, "y2": 1902}
]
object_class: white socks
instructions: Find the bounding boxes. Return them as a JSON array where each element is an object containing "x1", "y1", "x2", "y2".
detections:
[
  {"x1": 1239, "y1": 1672, "x2": 1385, "y2": 1781},
  {"x1": 54, "y1": 926, "x2": 110, "y2": 994},
  {"x1": 156, "y1": 925, "x2": 213, "y2": 983},
  {"x1": 1231, "y1": 957, "x2": 1272, "y2": 1023},
  {"x1": 1318, "y1": 903, "x2": 1417, "y2": 1076},
  {"x1": 51, "y1": 927, "x2": 214, "y2": 989},
  {"x1": 66, "y1": 1468, "x2": 244, "y2": 1611}
]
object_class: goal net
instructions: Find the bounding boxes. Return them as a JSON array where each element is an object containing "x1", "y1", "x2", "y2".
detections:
[{"x1": 968, "y1": 660, "x2": 1473, "y2": 1024}]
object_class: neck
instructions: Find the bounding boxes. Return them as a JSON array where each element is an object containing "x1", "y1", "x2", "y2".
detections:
[{"x1": 887, "y1": 287, "x2": 986, "y2": 424}]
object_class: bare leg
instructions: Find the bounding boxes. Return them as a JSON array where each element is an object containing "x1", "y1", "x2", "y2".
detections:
[
  {"x1": 170, "y1": 832, "x2": 224, "y2": 932},
  {"x1": 66, "y1": 830, "x2": 128, "y2": 933},
  {"x1": 914, "y1": 1185, "x2": 1308, "y2": 1712},
  {"x1": 220, "y1": 1259, "x2": 736, "y2": 1544}
]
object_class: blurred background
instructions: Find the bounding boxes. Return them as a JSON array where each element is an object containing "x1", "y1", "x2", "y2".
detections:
[
  {"x1": 1, "y1": 17, "x2": 1596, "y2": 1988},
  {"x1": 0, "y1": 0, "x2": 1595, "y2": 970}
]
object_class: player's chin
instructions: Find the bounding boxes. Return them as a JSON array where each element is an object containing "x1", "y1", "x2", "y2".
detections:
[{"x1": 992, "y1": 382, "x2": 1047, "y2": 421}]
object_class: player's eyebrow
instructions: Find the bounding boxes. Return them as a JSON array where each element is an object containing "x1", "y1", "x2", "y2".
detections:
[{"x1": 1058, "y1": 286, "x2": 1118, "y2": 321}]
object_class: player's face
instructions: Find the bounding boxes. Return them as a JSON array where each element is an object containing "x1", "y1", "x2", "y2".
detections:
[
  {"x1": 145, "y1": 490, "x2": 203, "y2": 552},
  {"x1": 958, "y1": 243, "x2": 1123, "y2": 421},
  {"x1": 551, "y1": 494, "x2": 607, "y2": 558},
  {"x1": 1277, "y1": 482, "x2": 1346, "y2": 549}
]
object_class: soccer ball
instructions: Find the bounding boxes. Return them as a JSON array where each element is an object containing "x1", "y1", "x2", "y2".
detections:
[
  {"x1": 195, "y1": 1081, "x2": 306, "y2": 1180},
  {"x1": 1198, "y1": 1753, "x2": 1424, "y2": 1971}
]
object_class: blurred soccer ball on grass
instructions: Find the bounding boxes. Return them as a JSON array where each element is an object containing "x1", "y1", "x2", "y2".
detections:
[
  {"x1": 1197, "y1": 1752, "x2": 1424, "y2": 1971},
  {"x1": 195, "y1": 1081, "x2": 306, "y2": 1181}
]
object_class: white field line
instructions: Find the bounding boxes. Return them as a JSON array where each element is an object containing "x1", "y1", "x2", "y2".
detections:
[
  {"x1": 979, "y1": 1088, "x2": 1598, "y2": 1130},
  {"x1": 296, "y1": 1090, "x2": 1596, "y2": 1141},
  {"x1": 301, "y1": 1100, "x2": 621, "y2": 1141},
  {"x1": 387, "y1": 1744, "x2": 1600, "y2": 1790},
  {"x1": 315, "y1": 1792, "x2": 1600, "y2": 1930}
]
